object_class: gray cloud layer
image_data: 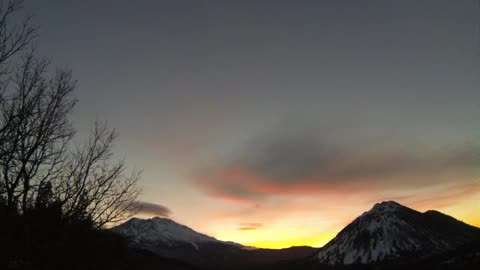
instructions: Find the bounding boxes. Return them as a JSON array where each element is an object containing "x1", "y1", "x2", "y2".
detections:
[
  {"x1": 133, "y1": 201, "x2": 172, "y2": 217},
  {"x1": 195, "y1": 129, "x2": 480, "y2": 202},
  {"x1": 242, "y1": 133, "x2": 480, "y2": 183}
]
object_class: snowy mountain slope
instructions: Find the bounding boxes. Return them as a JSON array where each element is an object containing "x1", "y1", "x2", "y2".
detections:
[
  {"x1": 111, "y1": 217, "x2": 237, "y2": 250},
  {"x1": 316, "y1": 201, "x2": 480, "y2": 265},
  {"x1": 111, "y1": 217, "x2": 317, "y2": 269}
]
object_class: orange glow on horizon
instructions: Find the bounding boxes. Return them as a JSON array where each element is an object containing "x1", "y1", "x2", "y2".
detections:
[
  {"x1": 244, "y1": 233, "x2": 337, "y2": 249},
  {"x1": 214, "y1": 229, "x2": 338, "y2": 249},
  {"x1": 139, "y1": 181, "x2": 480, "y2": 250},
  {"x1": 202, "y1": 189, "x2": 480, "y2": 249}
]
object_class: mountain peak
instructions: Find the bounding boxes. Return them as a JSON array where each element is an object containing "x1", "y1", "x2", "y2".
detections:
[
  {"x1": 129, "y1": 216, "x2": 174, "y2": 223},
  {"x1": 371, "y1": 200, "x2": 405, "y2": 212},
  {"x1": 317, "y1": 202, "x2": 480, "y2": 265},
  {"x1": 374, "y1": 200, "x2": 402, "y2": 207},
  {"x1": 359, "y1": 201, "x2": 414, "y2": 219},
  {"x1": 112, "y1": 216, "x2": 223, "y2": 250},
  {"x1": 149, "y1": 216, "x2": 180, "y2": 225}
]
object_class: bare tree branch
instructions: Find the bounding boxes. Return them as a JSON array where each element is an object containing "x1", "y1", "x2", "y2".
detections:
[{"x1": 0, "y1": 0, "x2": 141, "y2": 228}]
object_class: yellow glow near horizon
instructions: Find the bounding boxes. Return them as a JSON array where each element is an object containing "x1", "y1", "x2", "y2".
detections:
[
  {"x1": 213, "y1": 224, "x2": 339, "y2": 249},
  {"x1": 140, "y1": 188, "x2": 480, "y2": 250},
  {"x1": 207, "y1": 194, "x2": 480, "y2": 249},
  {"x1": 244, "y1": 232, "x2": 337, "y2": 249},
  {"x1": 212, "y1": 212, "x2": 479, "y2": 249},
  {"x1": 436, "y1": 194, "x2": 480, "y2": 228}
]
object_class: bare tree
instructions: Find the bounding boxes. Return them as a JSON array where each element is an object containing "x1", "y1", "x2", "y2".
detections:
[
  {"x1": 0, "y1": 0, "x2": 36, "y2": 72},
  {"x1": 0, "y1": 53, "x2": 76, "y2": 214},
  {"x1": 58, "y1": 122, "x2": 141, "y2": 228},
  {"x1": 0, "y1": 0, "x2": 140, "y2": 227},
  {"x1": 0, "y1": 0, "x2": 39, "y2": 212}
]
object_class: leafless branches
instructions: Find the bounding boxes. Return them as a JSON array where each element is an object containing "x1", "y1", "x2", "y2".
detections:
[
  {"x1": 0, "y1": 0, "x2": 140, "y2": 228},
  {"x1": 58, "y1": 122, "x2": 141, "y2": 228}
]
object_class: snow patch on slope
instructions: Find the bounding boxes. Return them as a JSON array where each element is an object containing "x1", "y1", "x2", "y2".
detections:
[
  {"x1": 112, "y1": 217, "x2": 226, "y2": 250},
  {"x1": 317, "y1": 201, "x2": 457, "y2": 265}
]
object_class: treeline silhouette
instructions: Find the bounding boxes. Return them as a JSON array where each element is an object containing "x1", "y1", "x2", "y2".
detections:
[
  {"x1": 0, "y1": 1, "x2": 144, "y2": 269},
  {"x1": 1, "y1": 194, "x2": 127, "y2": 269}
]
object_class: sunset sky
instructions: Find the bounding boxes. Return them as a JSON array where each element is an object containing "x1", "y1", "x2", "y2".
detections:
[{"x1": 25, "y1": 1, "x2": 480, "y2": 248}]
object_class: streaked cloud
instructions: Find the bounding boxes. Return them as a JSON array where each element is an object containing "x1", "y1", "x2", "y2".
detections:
[
  {"x1": 133, "y1": 201, "x2": 172, "y2": 217},
  {"x1": 238, "y1": 222, "x2": 263, "y2": 231},
  {"x1": 192, "y1": 127, "x2": 480, "y2": 205}
]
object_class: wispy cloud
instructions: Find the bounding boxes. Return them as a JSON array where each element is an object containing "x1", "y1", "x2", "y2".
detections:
[
  {"x1": 133, "y1": 201, "x2": 172, "y2": 217},
  {"x1": 238, "y1": 222, "x2": 263, "y2": 231}
]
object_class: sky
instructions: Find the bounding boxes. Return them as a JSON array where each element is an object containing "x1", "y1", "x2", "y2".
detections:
[{"x1": 23, "y1": 1, "x2": 480, "y2": 248}]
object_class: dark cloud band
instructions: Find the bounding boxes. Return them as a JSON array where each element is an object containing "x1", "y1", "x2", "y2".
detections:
[
  {"x1": 133, "y1": 201, "x2": 172, "y2": 217},
  {"x1": 193, "y1": 129, "x2": 480, "y2": 203}
]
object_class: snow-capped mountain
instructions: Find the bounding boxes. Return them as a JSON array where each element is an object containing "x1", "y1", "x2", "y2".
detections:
[
  {"x1": 316, "y1": 201, "x2": 480, "y2": 265},
  {"x1": 111, "y1": 217, "x2": 247, "y2": 268},
  {"x1": 112, "y1": 217, "x2": 238, "y2": 250},
  {"x1": 111, "y1": 217, "x2": 317, "y2": 269}
]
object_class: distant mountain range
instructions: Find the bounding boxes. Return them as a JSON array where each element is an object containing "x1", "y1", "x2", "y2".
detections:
[{"x1": 111, "y1": 201, "x2": 480, "y2": 269}]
